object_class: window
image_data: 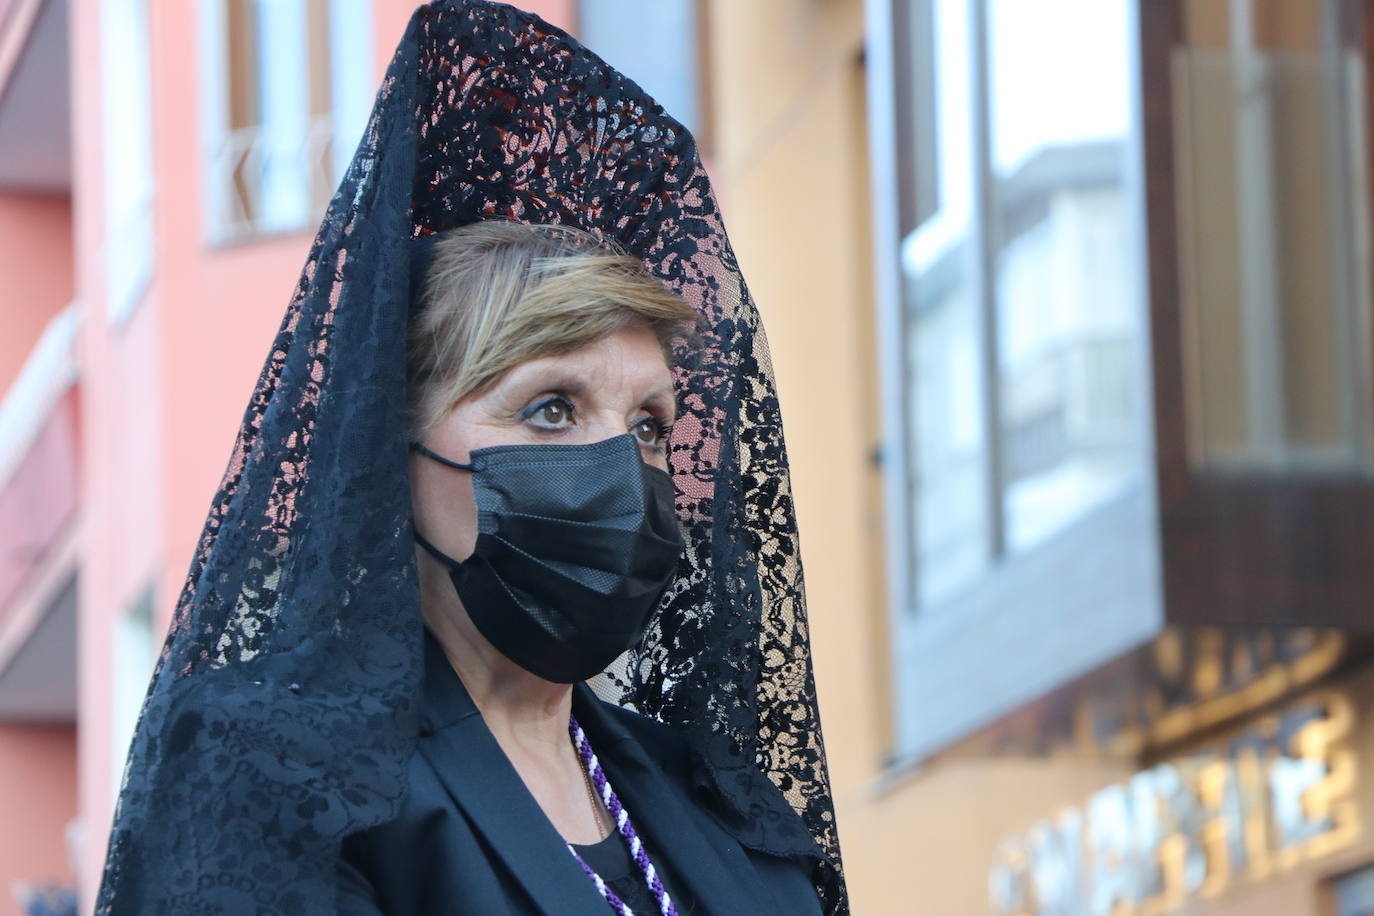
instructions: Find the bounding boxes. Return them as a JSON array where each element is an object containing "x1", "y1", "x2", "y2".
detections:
[
  {"x1": 200, "y1": 0, "x2": 373, "y2": 244},
  {"x1": 872, "y1": 0, "x2": 1156, "y2": 760},
  {"x1": 576, "y1": 0, "x2": 702, "y2": 140},
  {"x1": 1134, "y1": 0, "x2": 1374, "y2": 631},
  {"x1": 102, "y1": 0, "x2": 155, "y2": 323},
  {"x1": 111, "y1": 588, "x2": 156, "y2": 796},
  {"x1": 1337, "y1": 867, "x2": 1374, "y2": 916},
  {"x1": 1173, "y1": 0, "x2": 1373, "y2": 473},
  {"x1": 898, "y1": 0, "x2": 987, "y2": 611},
  {"x1": 898, "y1": 0, "x2": 1148, "y2": 608}
]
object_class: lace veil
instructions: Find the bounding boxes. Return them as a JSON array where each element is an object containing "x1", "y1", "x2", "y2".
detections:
[{"x1": 97, "y1": 1, "x2": 847, "y2": 912}]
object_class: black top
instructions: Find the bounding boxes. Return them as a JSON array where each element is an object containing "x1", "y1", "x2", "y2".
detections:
[
  {"x1": 337, "y1": 630, "x2": 823, "y2": 915},
  {"x1": 571, "y1": 831, "x2": 682, "y2": 914}
]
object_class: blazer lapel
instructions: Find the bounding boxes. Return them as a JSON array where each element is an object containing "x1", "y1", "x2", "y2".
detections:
[
  {"x1": 572, "y1": 686, "x2": 781, "y2": 916},
  {"x1": 416, "y1": 634, "x2": 609, "y2": 916}
]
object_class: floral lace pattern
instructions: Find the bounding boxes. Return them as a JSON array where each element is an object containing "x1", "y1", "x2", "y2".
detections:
[{"x1": 97, "y1": 2, "x2": 846, "y2": 913}]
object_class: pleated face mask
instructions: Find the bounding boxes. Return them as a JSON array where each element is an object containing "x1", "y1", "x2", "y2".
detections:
[{"x1": 412, "y1": 433, "x2": 685, "y2": 683}]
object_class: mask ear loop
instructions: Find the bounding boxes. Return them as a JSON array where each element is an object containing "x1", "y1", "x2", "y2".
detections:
[
  {"x1": 412, "y1": 528, "x2": 463, "y2": 568},
  {"x1": 409, "y1": 442, "x2": 473, "y2": 568},
  {"x1": 410, "y1": 442, "x2": 475, "y2": 471}
]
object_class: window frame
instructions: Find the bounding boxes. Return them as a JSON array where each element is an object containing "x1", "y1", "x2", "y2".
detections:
[
  {"x1": 197, "y1": 0, "x2": 374, "y2": 248},
  {"x1": 866, "y1": 0, "x2": 1159, "y2": 765},
  {"x1": 102, "y1": 0, "x2": 157, "y2": 325},
  {"x1": 1140, "y1": 0, "x2": 1374, "y2": 632}
]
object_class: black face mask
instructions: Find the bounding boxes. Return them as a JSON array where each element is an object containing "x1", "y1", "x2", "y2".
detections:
[{"x1": 412, "y1": 433, "x2": 685, "y2": 683}]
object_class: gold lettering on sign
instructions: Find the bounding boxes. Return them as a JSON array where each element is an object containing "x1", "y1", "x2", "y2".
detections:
[
  {"x1": 1075, "y1": 629, "x2": 1345, "y2": 758},
  {"x1": 989, "y1": 692, "x2": 1359, "y2": 915}
]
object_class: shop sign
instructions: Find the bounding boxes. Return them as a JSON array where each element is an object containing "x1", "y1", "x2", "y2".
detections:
[
  {"x1": 989, "y1": 691, "x2": 1358, "y2": 915},
  {"x1": 1076, "y1": 628, "x2": 1344, "y2": 756}
]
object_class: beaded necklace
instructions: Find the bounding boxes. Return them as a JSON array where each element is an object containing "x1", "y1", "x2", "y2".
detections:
[{"x1": 566, "y1": 715, "x2": 680, "y2": 916}]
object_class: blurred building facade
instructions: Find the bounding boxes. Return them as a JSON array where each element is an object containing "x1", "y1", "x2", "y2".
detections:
[
  {"x1": 787, "y1": 0, "x2": 1374, "y2": 913},
  {"x1": 3, "y1": 0, "x2": 1374, "y2": 914},
  {"x1": 709, "y1": 0, "x2": 1374, "y2": 913}
]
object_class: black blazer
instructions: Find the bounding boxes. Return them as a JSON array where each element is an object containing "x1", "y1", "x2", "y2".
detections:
[{"x1": 337, "y1": 633, "x2": 824, "y2": 915}]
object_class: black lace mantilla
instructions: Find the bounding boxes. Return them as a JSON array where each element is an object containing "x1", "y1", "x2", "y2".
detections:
[{"x1": 97, "y1": 2, "x2": 847, "y2": 912}]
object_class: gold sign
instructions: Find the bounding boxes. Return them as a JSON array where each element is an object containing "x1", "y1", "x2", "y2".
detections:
[
  {"x1": 1076, "y1": 628, "x2": 1345, "y2": 757},
  {"x1": 990, "y1": 691, "x2": 1358, "y2": 915}
]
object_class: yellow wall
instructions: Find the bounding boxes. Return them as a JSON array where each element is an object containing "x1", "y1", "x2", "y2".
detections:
[{"x1": 705, "y1": 0, "x2": 886, "y2": 795}]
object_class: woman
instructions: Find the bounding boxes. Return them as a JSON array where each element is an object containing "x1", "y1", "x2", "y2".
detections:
[
  {"x1": 336, "y1": 220, "x2": 822, "y2": 913},
  {"x1": 98, "y1": 2, "x2": 846, "y2": 914}
]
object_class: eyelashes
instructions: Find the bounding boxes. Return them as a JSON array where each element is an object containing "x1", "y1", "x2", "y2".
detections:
[
  {"x1": 522, "y1": 395, "x2": 574, "y2": 429},
  {"x1": 632, "y1": 415, "x2": 674, "y2": 448},
  {"x1": 521, "y1": 395, "x2": 673, "y2": 449}
]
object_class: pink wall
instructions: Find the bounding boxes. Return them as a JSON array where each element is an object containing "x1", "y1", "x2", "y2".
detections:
[
  {"x1": 0, "y1": 193, "x2": 72, "y2": 395},
  {"x1": 0, "y1": 724, "x2": 78, "y2": 914}
]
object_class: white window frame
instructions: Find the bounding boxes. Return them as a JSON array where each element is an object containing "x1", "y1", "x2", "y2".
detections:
[
  {"x1": 865, "y1": 0, "x2": 1156, "y2": 766},
  {"x1": 111, "y1": 586, "x2": 157, "y2": 801},
  {"x1": 102, "y1": 0, "x2": 156, "y2": 325},
  {"x1": 197, "y1": 0, "x2": 374, "y2": 247}
]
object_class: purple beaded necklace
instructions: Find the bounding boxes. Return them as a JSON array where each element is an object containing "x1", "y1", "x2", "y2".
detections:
[{"x1": 566, "y1": 715, "x2": 680, "y2": 916}]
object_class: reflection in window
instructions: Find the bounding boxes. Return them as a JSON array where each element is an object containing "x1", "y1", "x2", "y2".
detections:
[
  {"x1": 900, "y1": 0, "x2": 991, "y2": 608},
  {"x1": 896, "y1": 0, "x2": 1147, "y2": 608},
  {"x1": 988, "y1": 0, "x2": 1145, "y2": 553}
]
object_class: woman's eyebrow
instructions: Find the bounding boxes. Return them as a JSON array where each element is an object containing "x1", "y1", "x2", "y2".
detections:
[
  {"x1": 645, "y1": 385, "x2": 677, "y2": 420},
  {"x1": 502, "y1": 369, "x2": 591, "y2": 399},
  {"x1": 502, "y1": 367, "x2": 676, "y2": 417}
]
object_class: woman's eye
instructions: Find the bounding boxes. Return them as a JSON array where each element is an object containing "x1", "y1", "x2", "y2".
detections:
[
  {"x1": 632, "y1": 417, "x2": 667, "y2": 448},
  {"x1": 525, "y1": 397, "x2": 575, "y2": 429}
]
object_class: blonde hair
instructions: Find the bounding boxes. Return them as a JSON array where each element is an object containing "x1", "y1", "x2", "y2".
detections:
[{"x1": 407, "y1": 220, "x2": 698, "y2": 437}]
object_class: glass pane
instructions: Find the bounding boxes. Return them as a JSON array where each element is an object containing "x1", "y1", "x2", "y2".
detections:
[
  {"x1": 578, "y1": 0, "x2": 699, "y2": 137},
  {"x1": 253, "y1": 0, "x2": 312, "y2": 232},
  {"x1": 1174, "y1": 0, "x2": 1373, "y2": 473},
  {"x1": 103, "y1": 0, "x2": 156, "y2": 321},
  {"x1": 328, "y1": 0, "x2": 373, "y2": 182},
  {"x1": 900, "y1": 0, "x2": 993, "y2": 608},
  {"x1": 1337, "y1": 866, "x2": 1374, "y2": 916},
  {"x1": 986, "y1": 0, "x2": 1148, "y2": 553}
]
